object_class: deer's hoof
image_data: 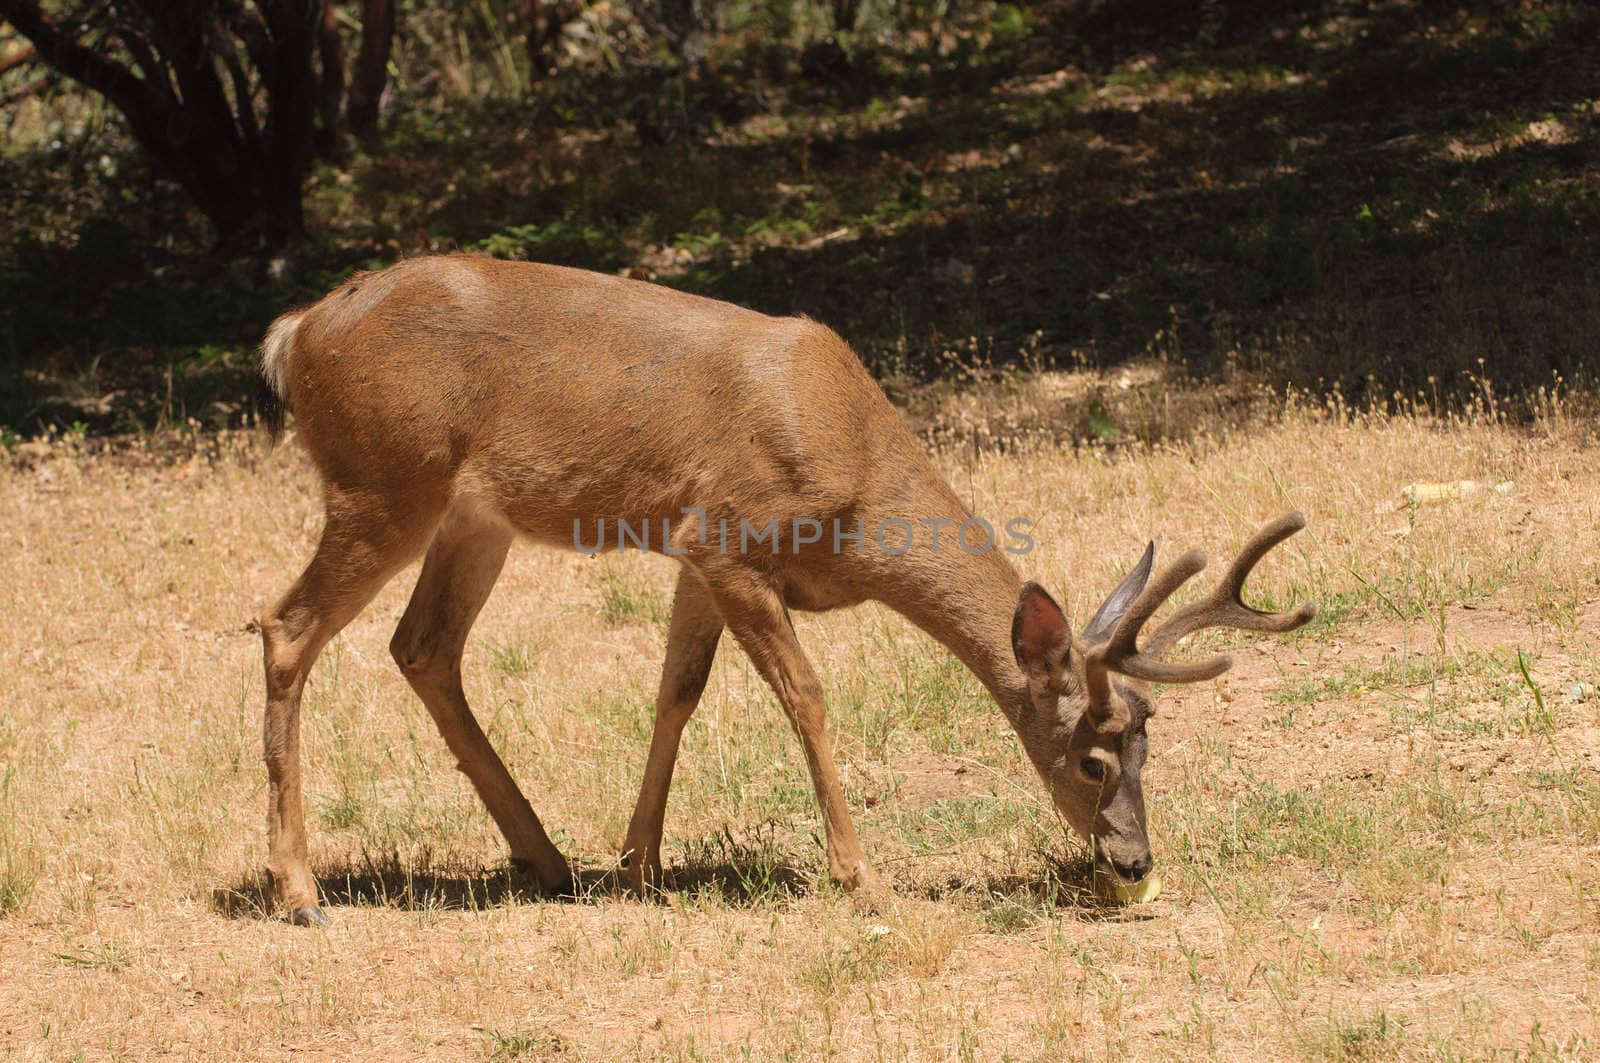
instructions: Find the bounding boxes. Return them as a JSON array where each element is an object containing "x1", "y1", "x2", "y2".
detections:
[
  {"x1": 291, "y1": 906, "x2": 329, "y2": 927},
  {"x1": 618, "y1": 842, "x2": 671, "y2": 897},
  {"x1": 511, "y1": 857, "x2": 574, "y2": 899},
  {"x1": 831, "y1": 859, "x2": 882, "y2": 894}
]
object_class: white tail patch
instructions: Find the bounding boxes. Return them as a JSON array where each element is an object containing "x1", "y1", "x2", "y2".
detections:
[{"x1": 260, "y1": 311, "x2": 304, "y2": 401}]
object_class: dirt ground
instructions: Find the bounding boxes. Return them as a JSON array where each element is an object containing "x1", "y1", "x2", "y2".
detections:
[{"x1": 1, "y1": 387, "x2": 1597, "y2": 1060}]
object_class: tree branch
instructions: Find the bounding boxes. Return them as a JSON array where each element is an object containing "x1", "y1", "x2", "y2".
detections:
[
  {"x1": 212, "y1": 15, "x2": 262, "y2": 155},
  {"x1": 0, "y1": 0, "x2": 152, "y2": 113},
  {"x1": 0, "y1": 43, "x2": 36, "y2": 75},
  {"x1": 115, "y1": 23, "x2": 172, "y2": 95}
]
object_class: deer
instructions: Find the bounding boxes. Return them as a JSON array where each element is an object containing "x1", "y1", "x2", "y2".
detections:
[{"x1": 254, "y1": 253, "x2": 1314, "y2": 926}]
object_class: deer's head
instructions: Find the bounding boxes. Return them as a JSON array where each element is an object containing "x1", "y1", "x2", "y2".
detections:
[{"x1": 1010, "y1": 512, "x2": 1315, "y2": 888}]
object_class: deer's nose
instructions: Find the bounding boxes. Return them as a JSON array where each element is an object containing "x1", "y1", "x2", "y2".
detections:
[{"x1": 1112, "y1": 854, "x2": 1153, "y2": 882}]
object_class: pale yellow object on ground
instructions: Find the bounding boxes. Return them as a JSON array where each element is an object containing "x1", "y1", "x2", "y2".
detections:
[
  {"x1": 1403, "y1": 479, "x2": 1515, "y2": 504},
  {"x1": 1098, "y1": 872, "x2": 1162, "y2": 904}
]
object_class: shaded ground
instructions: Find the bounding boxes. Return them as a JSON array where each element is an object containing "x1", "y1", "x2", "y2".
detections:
[{"x1": 3, "y1": 0, "x2": 1598, "y2": 436}]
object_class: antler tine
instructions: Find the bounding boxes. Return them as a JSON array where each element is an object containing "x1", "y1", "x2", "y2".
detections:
[
  {"x1": 1081, "y1": 513, "x2": 1315, "y2": 725},
  {"x1": 1103, "y1": 549, "x2": 1208, "y2": 664},
  {"x1": 1084, "y1": 549, "x2": 1228, "y2": 713},
  {"x1": 1143, "y1": 511, "x2": 1317, "y2": 658}
]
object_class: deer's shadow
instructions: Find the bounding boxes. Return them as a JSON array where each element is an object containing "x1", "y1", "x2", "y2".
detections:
[
  {"x1": 213, "y1": 846, "x2": 1151, "y2": 923},
  {"x1": 954, "y1": 870, "x2": 1163, "y2": 924},
  {"x1": 904, "y1": 851, "x2": 1165, "y2": 924},
  {"x1": 212, "y1": 853, "x2": 813, "y2": 921}
]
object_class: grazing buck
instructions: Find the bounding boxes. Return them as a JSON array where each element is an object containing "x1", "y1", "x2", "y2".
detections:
[{"x1": 256, "y1": 254, "x2": 1313, "y2": 926}]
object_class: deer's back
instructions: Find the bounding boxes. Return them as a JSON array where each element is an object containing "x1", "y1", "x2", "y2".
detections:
[{"x1": 284, "y1": 255, "x2": 910, "y2": 544}]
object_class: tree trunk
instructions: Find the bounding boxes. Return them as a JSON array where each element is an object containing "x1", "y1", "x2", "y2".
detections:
[
  {"x1": 654, "y1": 0, "x2": 698, "y2": 53},
  {"x1": 0, "y1": 0, "x2": 321, "y2": 251},
  {"x1": 316, "y1": 0, "x2": 346, "y2": 153},
  {"x1": 258, "y1": 0, "x2": 320, "y2": 245},
  {"x1": 517, "y1": 0, "x2": 577, "y2": 81},
  {"x1": 345, "y1": 0, "x2": 392, "y2": 142}
]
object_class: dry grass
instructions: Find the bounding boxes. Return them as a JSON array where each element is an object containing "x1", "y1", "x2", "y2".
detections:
[{"x1": 2, "y1": 376, "x2": 1598, "y2": 1060}]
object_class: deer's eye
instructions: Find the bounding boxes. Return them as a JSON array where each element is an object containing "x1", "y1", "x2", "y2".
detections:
[{"x1": 1081, "y1": 757, "x2": 1106, "y2": 782}]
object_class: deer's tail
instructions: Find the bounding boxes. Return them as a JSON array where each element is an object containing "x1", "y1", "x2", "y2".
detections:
[{"x1": 256, "y1": 310, "x2": 304, "y2": 446}]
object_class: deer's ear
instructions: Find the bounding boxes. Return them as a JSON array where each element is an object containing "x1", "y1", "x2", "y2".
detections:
[
  {"x1": 1081, "y1": 541, "x2": 1155, "y2": 643},
  {"x1": 1013, "y1": 582, "x2": 1071, "y2": 681}
]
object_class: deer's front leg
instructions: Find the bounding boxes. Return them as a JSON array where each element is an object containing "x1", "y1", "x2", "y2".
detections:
[{"x1": 699, "y1": 567, "x2": 878, "y2": 892}]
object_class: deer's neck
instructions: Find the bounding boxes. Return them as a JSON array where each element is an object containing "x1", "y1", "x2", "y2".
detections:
[{"x1": 862, "y1": 473, "x2": 1031, "y2": 717}]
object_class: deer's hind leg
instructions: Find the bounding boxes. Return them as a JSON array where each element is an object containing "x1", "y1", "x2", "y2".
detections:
[
  {"x1": 620, "y1": 568, "x2": 724, "y2": 894},
  {"x1": 389, "y1": 503, "x2": 572, "y2": 894},
  {"x1": 263, "y1": 487, "x2": 445, "y2": 926}
]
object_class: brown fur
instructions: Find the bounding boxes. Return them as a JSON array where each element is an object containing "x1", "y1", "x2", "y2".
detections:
[{"x1": 256, "y1": 254, "x2": 1311, "y2": 922}]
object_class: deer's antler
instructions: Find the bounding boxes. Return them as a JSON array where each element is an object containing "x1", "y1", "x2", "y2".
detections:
[{"x1": 1083, "y1": 512, "x2": 1316, "y2": 730}]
